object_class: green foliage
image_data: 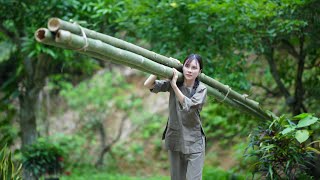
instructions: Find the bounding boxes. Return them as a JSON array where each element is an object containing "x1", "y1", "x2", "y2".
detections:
[
  {"x1": 117, "y1": 0, "x2": 320, "y2": 114},
  {"x1": 140, "y1": 115, "x2": 164, "y2": 139},
  {"x1": 246, "y1": 113, "x2": 319, "y2": 179},
  {"x1": 43, "y1": 133, "x2": 88, "y2": 168},
  {"x1": 118, "y1": 0, "x2": 253, "y2": 91},
  {"x1": 61, "y1": 71, "x2": 131, "y2": 110},
  {"x1": 60, "y1": 70, "x2": 139, "y2": 131},
  {"x1": 59, "y1": 164, "x2": 250, "y2": 180},
  {"x1": 0, "y1": 103, "x2": 18, "y2": 148},
  {"x1": 203, "y1": 166, "x2": 247, "y2": 180},
  {"x1": 21, "y1": 138, "x2": 66, "y2": 178},
  {"x1": 61, "y1": 167, "x2": 169, "y2": 180},
  {"x1": 0, "y1": 145, "x2": 22, "y2": 180},
  {"x1": 202, "y1": 100, "x2": 257, "y2": 145}
]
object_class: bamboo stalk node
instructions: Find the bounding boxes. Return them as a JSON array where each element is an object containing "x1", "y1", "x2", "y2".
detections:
[{"x1": 219, "y1": 85, "x2": 231, "y2": 103}]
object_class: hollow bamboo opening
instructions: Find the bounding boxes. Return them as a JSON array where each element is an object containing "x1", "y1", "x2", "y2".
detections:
[
  {"x1": 48, "y1": 18, "x2": 60, "y2": 32},
  {"x1": 35, "y1": 28, "x2": 46, "y2": 42}
]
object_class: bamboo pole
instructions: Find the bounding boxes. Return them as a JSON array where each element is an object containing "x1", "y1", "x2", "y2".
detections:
[
  {"x1": 47, "y1": 18, "x2": 269, "y2": 119},
  {"x1": 35, "y1": 28, "x2": 268, "y2": 120},
  {"x1": 53, "y1": 29, "x2": 270, "y2": 120},
  {"x1": 55, "y1": 30, "x2": 184, "y2": 80},
  {"x1": 205, "y1": 86, "x2": 267, "y2": 120},
  {"x1": 48, "y1": 18, "x2": 183, "y2": 69},
  {"x1": 35, "y1": 28, "x2": 160, "y2": 76}
]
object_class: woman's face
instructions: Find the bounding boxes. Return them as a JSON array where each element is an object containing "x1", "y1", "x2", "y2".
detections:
[{"x1": 183, "y1": 59, "x2": 201, "y2": 82}]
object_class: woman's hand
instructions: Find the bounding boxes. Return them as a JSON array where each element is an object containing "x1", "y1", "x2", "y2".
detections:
[
  {"x1": 170, "y1": 68, "x2": 179, "y2": 88},
  {"x1": 170, "y1": 68, "x2": 185, "y2": 104}
]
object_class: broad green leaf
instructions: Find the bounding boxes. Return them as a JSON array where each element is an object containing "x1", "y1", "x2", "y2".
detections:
[
  {"x1": 281, "y1": 126, "x2": 296, "y2": 135},
  {"x1": 295, "y1": 130, "x2": 309, "y2": 143},
  {"x1": 292, "y1": 113, "x2": 311, "y2": 120},
  {"x1": 297, "y1": 116, "x2": 318, "y2": 128}
]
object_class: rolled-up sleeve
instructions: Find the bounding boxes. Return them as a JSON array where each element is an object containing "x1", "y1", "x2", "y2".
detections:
[
  {"x1": 150, "y1": 80, "x2": 171, "y2": 93},
  {"x1": 180, "y1": 86, "x2": 207, "y2": 112}
]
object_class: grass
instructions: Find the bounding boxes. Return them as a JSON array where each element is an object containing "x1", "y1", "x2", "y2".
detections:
[
  {"x1": 57, "y1": 165, "x2": 250, "y2": 180},
  {"x1": 61, "y1": 174, "x2": 169, "y2": 180},
  {"x1": 58, "y1": 166, "x2": 169, "y2": 180}
]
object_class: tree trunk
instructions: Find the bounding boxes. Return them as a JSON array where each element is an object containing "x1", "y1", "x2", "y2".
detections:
[
  {"x1": 19, "y1": 54, "x2": 51, "y2": 180},
  {"x1": 293, "y1": 36, "x2": 306, "y2": 115},
  {"x1": 19, "y1": 88, "x2": 38, "y2": 180},
  {"x1": 95, "y1": 115, "x2": 128, "y2": 167},
  {"x1": 265, "y1": 47, "x2": 292, "y2": 101},
  {"x1": 19, "y1": 92, "x2": 38, "y2": 148}
]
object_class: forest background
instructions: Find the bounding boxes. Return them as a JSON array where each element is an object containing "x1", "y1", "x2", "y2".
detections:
[{"x1": 0, "y1": 0, "x2": 319, "y2": 179}]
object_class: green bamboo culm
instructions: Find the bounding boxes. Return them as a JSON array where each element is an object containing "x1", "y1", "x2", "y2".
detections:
[
  {"x1": 47, "y1": 18, "x2": 271, "y2": 120},
  {"x1": 55, "y1": 30, "x2": 270, "y2": 120},
  {"x1": 34, "y1": 28, "x2": 161, "y2": 77},
  {"x1": 35, "y1": 28, "x2": 269, "y2": 120},
  {"x1": 48, "y1": 18, "x2": 183, "y2": 69},
  {"x1": 0, "y1": 145, "x2": 22, "y2": 180},
  {"x1": 35, "y1": 18, "x2": 274, "y2": 120},
  {"x1": 35, "y1": 28, "x2": 263, "y2": 119}
]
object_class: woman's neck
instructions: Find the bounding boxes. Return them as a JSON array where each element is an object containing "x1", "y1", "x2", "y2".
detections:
[{"x1": 183, "y1": 79, "x2": 195, "y2": 87}]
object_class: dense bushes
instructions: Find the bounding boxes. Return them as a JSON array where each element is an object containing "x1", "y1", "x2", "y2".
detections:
[
  {"x1": 246, "y1": 113, "x2": 319, "y2": 179},
  {"x1": 21, "y1": 139, "x2": 66, "y2": 178}
]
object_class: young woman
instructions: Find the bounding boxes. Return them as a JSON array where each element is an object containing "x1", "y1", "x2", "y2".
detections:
[{"x1": 144, "y1": 54, "x2": 207, "y2": 180}]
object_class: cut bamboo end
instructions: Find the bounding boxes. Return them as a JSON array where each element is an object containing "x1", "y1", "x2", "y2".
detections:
[
  {"x1": 34, "y1": 28, "x2": 51, "y2": 42},
  {"x1": 48, "y1": 17, "x2": 61, "y2": 32}
]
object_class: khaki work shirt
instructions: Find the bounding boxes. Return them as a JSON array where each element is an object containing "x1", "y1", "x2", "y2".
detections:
[{"x1": 151, "y1": 80, "x2": 207, "y2": 154}]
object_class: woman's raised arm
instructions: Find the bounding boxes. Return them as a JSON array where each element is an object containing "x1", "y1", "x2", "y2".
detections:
[{"x1": 144, "y1": 74, "x2": 157, "y2": 89}]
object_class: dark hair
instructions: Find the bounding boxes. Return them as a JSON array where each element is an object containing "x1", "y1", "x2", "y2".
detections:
[
  {"x1": 178, "y1": 54, "x2": 203, "y2": 96},
  {"x1": 183, "y1": 54, "x2": 203, "y2": 70}
]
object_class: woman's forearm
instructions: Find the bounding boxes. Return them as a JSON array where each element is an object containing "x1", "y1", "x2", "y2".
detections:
[
  {"x1": 144, "y1": 74, "x2": 157, "y2": 89},
  {"x1": 172, "y1": 84, "x2": 185, "y2": 104}
]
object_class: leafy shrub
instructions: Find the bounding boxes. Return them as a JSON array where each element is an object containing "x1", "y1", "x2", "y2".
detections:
[
  {"x1": 246, "y1": 113, "x2": 319, "y2": 179},
  {"x1": 0, "y1": 145, "x2": 22, "y2": 180},
  {"x1": 21, "y1": 138, "x2": 66, "y2": 178},
  {"x1": 202, "y1": 102, "x2": 257, "y2": 145},
  {"x1": 203, "y1": 166, "x2": 246, "y2": 180},
  {"x1": 0, "y1": 103, "x2": 18, "y2": 148}
]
